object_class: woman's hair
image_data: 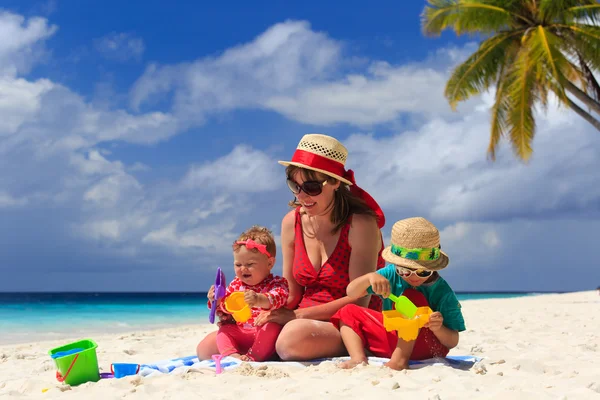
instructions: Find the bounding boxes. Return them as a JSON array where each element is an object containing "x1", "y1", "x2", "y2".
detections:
[
  {"x1": 286, "y1": 165, "x2": 376, "y2": 233},
  {"x1": 232, "y1": 225, "x2": 276, "y2": 257}
]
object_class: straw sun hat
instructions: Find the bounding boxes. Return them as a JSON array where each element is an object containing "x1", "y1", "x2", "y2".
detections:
[
  {"x1": 382, "y1": 217, "x2": 449, "y2": 271},
  {"x1": 278, "y1": 134, "x2": 353, "y2": 185},
  {"x1": 278, "y1": 133, "x2": 386, "y2": 228}
]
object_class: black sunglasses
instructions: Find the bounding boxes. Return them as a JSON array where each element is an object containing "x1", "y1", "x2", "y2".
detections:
[{"x1": 286, "y1": 178, "x2": 328, "y2": 197}]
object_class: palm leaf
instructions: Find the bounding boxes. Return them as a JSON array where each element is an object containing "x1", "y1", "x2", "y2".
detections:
[
  {"x1": 558, "y1": 24, "x2": 600, "y2": 72},
  {"x1": 488, "y1": 64, "x2": 512, "y2": 160},
  {"x1": 506, "y1": 45, "x2": 538, "y2": 161},
  {"x1": 526, "y1": 26, "x2": 573, "y2": 102},
  {"x1": 422, "y1": 0, "x2": 531, "y2": 36},
  {"x1": 445, "y1": 30, "x2": 524, "y2": 108},
  {"x1": 540, "y1": 0, "x2": 596, "y2": 23},
  {"x1": 566, "y1": 4, "x2": 600, "y2": 23}
]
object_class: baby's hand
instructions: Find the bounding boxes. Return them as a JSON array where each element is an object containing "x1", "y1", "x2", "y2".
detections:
[
  {"x1": 207, "y1": 285, "x2": 215, "y2": 303},
  {"x1": 369, "y1": 273, "x2": 391, "y2": 298},
  {"x1": 244, "y1": 290, "x2": 259, "y2": 307},
  {"x1": 426, "y1": 312, "x2": 443, "y2": 332}
]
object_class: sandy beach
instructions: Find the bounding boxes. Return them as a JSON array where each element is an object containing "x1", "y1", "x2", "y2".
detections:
[{"x1": 1, "y1": 291, "x2": 599, "y2": 400}]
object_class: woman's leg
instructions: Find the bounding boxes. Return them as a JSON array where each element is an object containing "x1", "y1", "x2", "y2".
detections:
[
  {"x1": 275, "y1": 319, "x2": 347, "y2": 361},
  {"x1": 196, "y1": 330, "x2": 218, "y2": 360}
]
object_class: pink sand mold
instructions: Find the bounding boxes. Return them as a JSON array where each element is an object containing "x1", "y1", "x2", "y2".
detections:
[{"x1": 211, "y1": 354, "x2": 224, "y2": 374}]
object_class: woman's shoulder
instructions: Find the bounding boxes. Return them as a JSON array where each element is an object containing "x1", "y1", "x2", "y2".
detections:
[
  {"x1": 348, "y1": 212, "x2": 379, "y2": 233},
  {"x1": 282, "y1": 209, "x2": 297, "y2": 228},
  {"x1": 281, "y1": 209, "x2": 297, "y2": 241}
]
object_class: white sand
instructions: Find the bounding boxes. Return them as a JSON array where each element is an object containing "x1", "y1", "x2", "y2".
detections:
[{"x1": 1, "y1": 291, "x2": 599, "y2": 399}]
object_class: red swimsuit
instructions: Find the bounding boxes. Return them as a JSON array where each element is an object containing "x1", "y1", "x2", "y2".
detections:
[{"x1": 292, "y1": 208, "x2": 384, "y2": 311}]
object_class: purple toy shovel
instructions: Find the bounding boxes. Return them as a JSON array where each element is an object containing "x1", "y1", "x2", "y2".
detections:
[{"x1": 209, "y1": 267, "x2": 226, "y2": 324}]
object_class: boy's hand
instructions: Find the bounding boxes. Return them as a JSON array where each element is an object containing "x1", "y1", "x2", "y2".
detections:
[
  {"x1": 369, "y1": 273, "x2": 391, "y2": 298},
  {"x1": 426, "y1": 311, "x2": 443, "y2": 332},
  {"x1": 244, "y1": 290, "x2": 259, "y2": 307},
  {"x1": 207, "y1": 285, "x2": 215, "y2": 303}
]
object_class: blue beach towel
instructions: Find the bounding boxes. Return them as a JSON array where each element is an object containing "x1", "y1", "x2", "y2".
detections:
[{"x1": 139, "y1": 354, "x2": 481, "y2": 377}]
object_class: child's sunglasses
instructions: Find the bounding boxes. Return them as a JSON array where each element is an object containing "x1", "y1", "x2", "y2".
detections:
[
  {"x1": 395, "y1": 265, "x2": 433, "y2": 278},
  {"x1": 286, "y1": 178, "x2": 328, "y2": 197}
]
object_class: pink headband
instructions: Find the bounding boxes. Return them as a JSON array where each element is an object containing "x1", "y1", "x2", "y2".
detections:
[{"x1": 235, "y1": 239, "x2": 272, "y2": 257}]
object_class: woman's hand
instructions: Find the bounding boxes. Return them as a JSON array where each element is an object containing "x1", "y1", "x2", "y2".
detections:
[{"x1": 254, "y1": 308, "x2": 296, "y2": 326}]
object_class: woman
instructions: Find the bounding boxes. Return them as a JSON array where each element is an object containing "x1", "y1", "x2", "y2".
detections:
[{"x1": 196, "y1": 133, "x2": 386, "y2": 361}]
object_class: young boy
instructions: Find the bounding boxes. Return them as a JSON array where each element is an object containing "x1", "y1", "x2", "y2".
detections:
[{"x1": 331, "y1": 217, "x2": 465, "y2": 370}]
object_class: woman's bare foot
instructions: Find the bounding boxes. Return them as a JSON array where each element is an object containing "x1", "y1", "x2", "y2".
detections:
[
  {"x1": 384, "y1": 360, "x2": 409, "y2": 371},
  {"x1": 239, "y1": 354, "x2": 254, "y2": 362},
  {"x1": 228, "y1": 353, "x2": 243, "y2": 360},
  {"x1": 338, "y1": 358, "x2": 368, "y2": 369}
]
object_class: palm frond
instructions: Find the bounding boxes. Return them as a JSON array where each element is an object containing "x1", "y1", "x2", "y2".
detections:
[
  {"x1": 487, "y1": 65, "x2": 512, "y2": 160},
  {"x1": 506, "y1": 45, "x2": 538, "y2": 161},
  {"x1": 540, "y1": 0, "x2": 596, "y2": 23},
  {"x1": 566, "y1": 4, "x2": 600, "y2": 23},
  {"x1": 557, "y1": 24, "x2": 600, "y2": 72},
  {"x1": 422, "y1": 0, "x2": 532, "y2": 36},
  {"x1": 526, "y1": 26, "x2": 574, "y2": 102},
  {"x1": 445, "y1": 30, "x2": 523, "y2": 108}
]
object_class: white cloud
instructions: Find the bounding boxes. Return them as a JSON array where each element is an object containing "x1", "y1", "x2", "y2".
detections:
[
  {"x1": 86, "y1": 219, "x2": 121, "y2": 240},
  {"x1": 130, "y1": 21, "x2": 480, "y2": 128},
  {"x1": 342, "y1": 94, "x2": 600, "y2": 224},
  {"x1": 142, "y1": 219, "x2": 238, "y2": 254},
  {"x1": 439, "y1": 222, "x2": 503, "y2": 268},
  {"x1": 181, "y1": 145, "x2": 281, "y2": 192},
  {"x1": 265, "y1": 62, "x2": 454, "y2": 126},
  {"x1": 0, "y1": 78, "x2": 54, "y2": 135},
  {"x1": 130, "y1": 20, "x2": 341, "y2": 116},
  {"x1": 0, "y1": 191, "x2": 28, "y2": 207},
  {"x1": 0, "y1": 11, "x2": 57, "y2": 77},
  {"x1": 94, "y1": 32, "x2": 145, "y2": 62}
]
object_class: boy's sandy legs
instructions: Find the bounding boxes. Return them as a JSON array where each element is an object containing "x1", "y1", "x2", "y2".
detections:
[
  {"x1": 337, "y1": 323, "x2": 368, "y2": 369},
  {"x1": 384, "y1": 336, "x2": 416, "y2": 371}
]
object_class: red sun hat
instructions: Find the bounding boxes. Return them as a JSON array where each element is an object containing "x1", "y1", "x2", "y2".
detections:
[{"x1": 278, "y1": 133, "x2": 385, "y2": 228}]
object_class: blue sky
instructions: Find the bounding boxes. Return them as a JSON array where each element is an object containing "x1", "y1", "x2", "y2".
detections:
[{"x1": 1, "y1": 1, "x2": 599, "y2": 293}]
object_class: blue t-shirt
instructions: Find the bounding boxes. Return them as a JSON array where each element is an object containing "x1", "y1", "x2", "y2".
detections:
[{"x1": 367, "y1": 264, "x2": 466, "y2": 332}]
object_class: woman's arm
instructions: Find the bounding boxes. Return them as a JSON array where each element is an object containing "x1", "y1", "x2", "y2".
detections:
[
  {"x1": 281, "y1": 210, "x2": 304, "y2": 309},
  {"x1": 346, "y1": 214, "x2": 382, "y2": 307},
  {"x1": 293, "y1": 296, "x2": 356, "y2": 321}
]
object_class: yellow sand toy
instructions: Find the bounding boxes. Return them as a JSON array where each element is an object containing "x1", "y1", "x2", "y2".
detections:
[
  {"x1": 382, "y1": 294, "x2": 433, "y2": 341},
  {"x1": 223, "y1": 292, "x2": 252, "y2": 323}
]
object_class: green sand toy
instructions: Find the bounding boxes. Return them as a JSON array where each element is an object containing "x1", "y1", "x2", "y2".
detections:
[
  {"x1": 387, "y1": 294, "x2": 418, "y2": 318},
  {"x1": 49, "y1": 339, "x2": 100, "y2": 386}
]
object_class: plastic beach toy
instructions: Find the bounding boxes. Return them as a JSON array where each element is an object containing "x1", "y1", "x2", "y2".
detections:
[
  {"x1": 382, "y1": 295, "x2": 433, "y2": 341},
  {"x1": 223, "y1": 292, "x2": 251, "y2": 323},
  {"x1": 111, "y1": 363, "x2": 140, "y2": 378},
  {"x1": 211, "y1": 354, "x2": 224, "y2": 374},
  {"x1": 209, "y1": 267, "x2": 227, "y2": 324},
  {"x1": 387, "y1": 294, "x2": 418, "y2": 318},
  {"x1": 48, "y1": 339, "x2": 100, "y2": 386}
]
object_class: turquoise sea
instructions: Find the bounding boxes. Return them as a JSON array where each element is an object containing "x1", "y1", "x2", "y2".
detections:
[{"x1": 0, "y1": 292, "x2": 547, "y2": 345}]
